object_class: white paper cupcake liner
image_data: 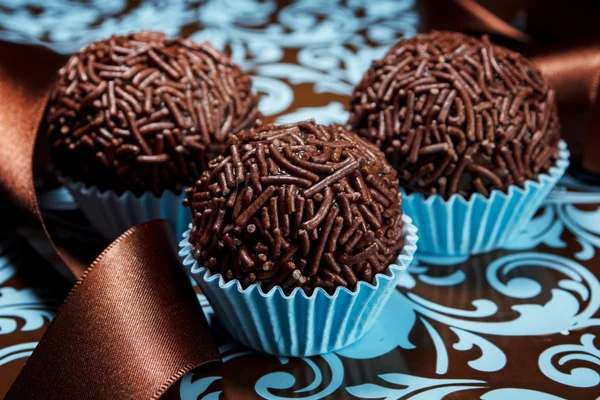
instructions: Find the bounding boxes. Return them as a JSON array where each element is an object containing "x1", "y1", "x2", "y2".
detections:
[
  {"x1": 64, "y1": 179, "x2": 190, "y2": 241},
  {"x1": 179, "y1": 214, "x2": 418, "y2": 357},
  {"x1": 402, "y1": 140, "x2": 569, "y2": 256}
]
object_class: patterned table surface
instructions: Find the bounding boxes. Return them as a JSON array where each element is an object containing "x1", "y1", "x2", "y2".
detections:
[{"x1": 0, "y1": 1, "x2": 599, "y2": 399}]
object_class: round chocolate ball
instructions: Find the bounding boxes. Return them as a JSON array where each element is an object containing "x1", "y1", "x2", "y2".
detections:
[
  {"x1": 184, "y1": 120, "x2": 404, "y2": 294},
  {"x1": 45, "y1": 31, "x2": 261, "y2": 195},
  {"x1": 348, "y1": 31, "x2": 561, "y2": 198}
]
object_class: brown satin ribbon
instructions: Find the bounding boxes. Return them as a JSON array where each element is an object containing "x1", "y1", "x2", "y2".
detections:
[
  {"x1": 0, "y1": 41, "x2": 220, "y2": 399},
  {"x1": 440, "y1": 0, "x2": 600, "y2": 174},
  {"x1": 421, "y1": 0, "x2": 529, "y2": 43},
  {"x1": 2, "y1": 2, "x2": 600, "y2": 399},
  {"x1": 533, "y1": 45, "x2": 600, "y2": 173},
  {"x1": 0, "y1": 41, "x2": 82, "y2": 279},
  {"x1": 447, "y1": 0, "x2": 600, "y2": 106},
  {"x1": 5, "y1": 221, "x2": 220, "y2": 400}
]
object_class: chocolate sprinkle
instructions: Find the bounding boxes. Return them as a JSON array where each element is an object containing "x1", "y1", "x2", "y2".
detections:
[
  {"x1": 45, "y1": 31, "x2": 261, "y2": 195},
  {"x1": 348, "y1": 32, "x2": 561, "y2": 198},
  {"x1": 184, "y1": 120, "x2": 404, "y2": 294}
]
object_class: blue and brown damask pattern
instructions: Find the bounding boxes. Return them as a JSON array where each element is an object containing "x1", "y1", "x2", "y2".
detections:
[
  {"x1": 175, "y1": 201, "x2": 600, "y2": 399},
  {"x1": 0, "y1": 0, "x2": 599, "y2": 399},
  {"x1": 0, "y1": 0, "x2": 418, "y2": 124},
  {"x1": 0, "y1": 238, "x2": 59, "y2": 336}
]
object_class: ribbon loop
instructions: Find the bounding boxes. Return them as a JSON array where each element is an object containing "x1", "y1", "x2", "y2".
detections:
[
  {"x1": 0, "y1": 40, "x2": 220, "y2": 399},
  {"x1": 5, "y1": 220, "x2": 220, "y2": 400}
]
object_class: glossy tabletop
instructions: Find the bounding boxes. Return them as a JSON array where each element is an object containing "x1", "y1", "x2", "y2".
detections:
[{"x1": 0, "y1": 1, "x2": 598, "y2": 399}]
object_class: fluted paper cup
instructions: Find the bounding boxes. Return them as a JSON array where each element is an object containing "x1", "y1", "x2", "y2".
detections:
[
  {"x1": 64, "y1": 178, "x2": 190, "y2": 241},
  {"x1": 402, "y1": 140, "x2": 569, "y2": 256},
  {"x1": 179, "y1": 214, "x2": 418, "y2": 357}
]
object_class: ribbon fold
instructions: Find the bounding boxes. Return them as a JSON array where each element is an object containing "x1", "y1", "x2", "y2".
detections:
[
  {"x1": 0, "y1": 41, "x2": 220, "y2": 399},
  {"x1": 426, "y1": 0, "x2": 600, "y2": 175},
  {"x1": 1, "y1": 1, "x2": 600, "y2": 399},
  {"x1": 5, "y1": 221, "x2": 220, "y2": 400}
]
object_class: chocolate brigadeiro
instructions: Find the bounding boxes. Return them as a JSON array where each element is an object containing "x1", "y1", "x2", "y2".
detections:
[
  {"x1": 348, "y1": 31, "x2": 561, "y2": 199},
  {"x1": 45, "y1": 31, "x2": 260, "y2": 196},
  {"x1": 184, "y1": 120, "x2": 405, "y2": 294}
]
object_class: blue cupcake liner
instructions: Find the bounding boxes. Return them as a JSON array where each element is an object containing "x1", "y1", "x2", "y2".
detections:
[
  {"x1": 402, "y1": 140, "x2": 569, "y2": 256},
  {"x1": 64, "y1": 178, "x2": 190, "y2": 241},
  {"x1": 179, "y1": 214, "x2": 418, "y2": 357}
]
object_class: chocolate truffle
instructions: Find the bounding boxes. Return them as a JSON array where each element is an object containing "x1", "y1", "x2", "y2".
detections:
[
  {"x1": 348, "y1": 32, "x2": 561, "y2": 198},
  {"x1": 45, "y1": 31, "x2": 260, "y2": 195},
  {"x1": 184, "y1": 120, "x2": 404, "y2": 294}
]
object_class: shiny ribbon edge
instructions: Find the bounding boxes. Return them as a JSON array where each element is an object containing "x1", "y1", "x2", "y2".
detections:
[
  {"x1": 4, "y1": 220, "x2": 221, "y2": 400},
  {"x1": 444, "y1": 0, "x2": 600, "y2": 173},
  {"x1": 0, "y1": 40, "x2": 220, "y2": 399},
  {"x1": 2, "y1": 1, "x2": 600, "y2": 398},
  {"x1": 50, "y1": 223, "x2": 214, "y2": 399}
]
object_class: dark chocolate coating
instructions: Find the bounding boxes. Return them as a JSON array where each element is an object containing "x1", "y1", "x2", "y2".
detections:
[
  {"x1": 45, "y1": 31, "x2": 260, "y2": 195},
  {"x1": 184, "y1": 120, "x2": 404, "y2": 294},
  {"x1": 348, "y1": 31, "x2": 561, "y2": 199}
]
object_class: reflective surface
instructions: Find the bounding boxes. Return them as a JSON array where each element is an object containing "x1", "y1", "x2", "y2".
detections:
[{"x1": 0, "y1": 1, "x2": 598, "y2": 399}]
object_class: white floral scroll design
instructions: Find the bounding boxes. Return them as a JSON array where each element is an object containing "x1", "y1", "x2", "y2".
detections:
[
  {"x1": 0, "y1": 286, "x2": 58, "y2": 334},
  {"x1": 0, "y1": 0, "x2": 420, "y2": 124},
  {"x1": 181, "y1": 291, "x2": 346, "y2": 400},
  {"x1": 338, "y1": 256, "x2": 501, "y2": 375},
  {"x1": 347, "y1": 373, "x2": 487, "y2": 399},
  {"x1": 0, "y1": 342, "x2": 39, "y2": 367},
  {"x1": 0, "y1": 242, "x2": 22, "y2": 286},
  {"x1": 0, "y1": 0, "x2": 420, "y2": 119},
  {"x1": 179, "y1": 342, "x2": 344, "y2": 400},
  {"x1": 346, "y1": 374, "x2": 566, "y2": 400},
  {"x1": 0, "y1": 0, "x2": 194, "y2": 54},
  {"x1": 539, "y1": 334, "x2": 600, "y2": 389},
  {"x1": 339, "y1": 252, "x2": 600, "y2": 380},
  {"x1": 0, "y1": 239, "x2": 61, "y2": 335},
  {"x1": 191, "y1": 0, "x2": 419, "y2": 121},
  {"x1": 253, "y1": 353, "x2": 344, "y2": 400},
  {"x1": 3, "y1": 2, "x2": 600, "y2": 399},
  {"x1": 506, "y1": 176, "x2": 600, "y2": 261}
]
